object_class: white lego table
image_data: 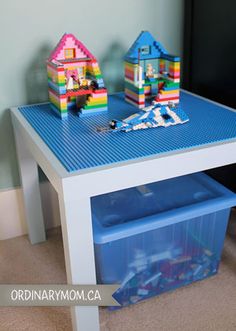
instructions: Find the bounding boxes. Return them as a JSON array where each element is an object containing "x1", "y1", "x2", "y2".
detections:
[{"x1": 11, "y1": 90, "x2": 236, "y2": 331}]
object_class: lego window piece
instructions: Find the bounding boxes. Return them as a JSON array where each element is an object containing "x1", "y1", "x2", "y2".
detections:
[
  {"x1": 140, "y1": 46, "x2": 150, "y2": 55},
  {"x1": 165, "y1": 61, "x2": 170, "y2": 76},
  {"x1": 64, "y1": 48, "x2": 76, "y2": 59},
  {"x1": 161, "y1": 113, "x2": 171, "y2": 120}
]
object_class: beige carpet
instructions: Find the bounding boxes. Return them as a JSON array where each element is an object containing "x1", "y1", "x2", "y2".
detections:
[{"x1": 1, "y1": 223, "x2": 236, "y2": 331}]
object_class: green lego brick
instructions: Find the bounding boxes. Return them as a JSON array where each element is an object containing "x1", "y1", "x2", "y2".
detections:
[
  {"x1": 143, "y1": 79, "x2": 159, "y2": 85},
  {"x1": 83, "y1": 103, "x2": 107, "y2": 110},
  {"x1": 57, "y1": 82, "x2": 66, "y2": 87},
  {"x1": 165, "y1": 81, "x2": 180, "y2": 88},
  {"x1": 50, "y1": 103, "x2": 67, "y2": 113}
]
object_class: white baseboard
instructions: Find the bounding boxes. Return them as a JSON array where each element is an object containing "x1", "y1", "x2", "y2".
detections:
[{"x1": 0, "y1": 182, "x2": 60, "y2": 241}]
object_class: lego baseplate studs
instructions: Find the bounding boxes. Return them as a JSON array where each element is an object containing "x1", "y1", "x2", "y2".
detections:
[
  {"x1": 47, "y1": 33, "x2": 108, "y2": 118},
  {"x1": 19, "y1": 91, "x2": 236, "y2": 173}
]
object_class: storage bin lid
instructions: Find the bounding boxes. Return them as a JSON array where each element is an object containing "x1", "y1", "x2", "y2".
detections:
[{"x1": 91, "y1": 172, "x2": 236, "y2": 243}]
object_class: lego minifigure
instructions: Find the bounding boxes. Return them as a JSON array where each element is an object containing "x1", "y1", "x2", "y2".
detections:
[{"x1": 146, "y1": 63, "x2": 155, "y2": 78}]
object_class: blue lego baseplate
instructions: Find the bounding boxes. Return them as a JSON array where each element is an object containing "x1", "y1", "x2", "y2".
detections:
[{"x1": 19, "y1": 92, "x2": 236, "y2": 173}]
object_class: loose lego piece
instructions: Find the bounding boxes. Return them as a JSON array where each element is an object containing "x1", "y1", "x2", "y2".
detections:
[
  {"x1": 47, "y1": 33, "x2": 108, "y2": 119},
  {"x1": 143, "y1": 272, "x2": 162, "y2": 287},
  {"x1": 112, "y1": 244, "x2": 217, "y2": 309}
]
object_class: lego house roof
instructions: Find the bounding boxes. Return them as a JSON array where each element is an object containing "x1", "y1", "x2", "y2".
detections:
[
  {"x1": 124, "y1": 31, "x2": 168, "y2": 64},
  {"x1": 48, "y1": 33, "x2": 96, "y2": 62}
]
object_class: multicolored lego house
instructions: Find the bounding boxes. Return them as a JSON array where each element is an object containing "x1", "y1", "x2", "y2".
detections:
[
  {"x1": 47, "y1": 33, "x2": 107, "y2": 118},
  {"x1": 124, "y1": 31, "x2": 180, "y2": 108}
]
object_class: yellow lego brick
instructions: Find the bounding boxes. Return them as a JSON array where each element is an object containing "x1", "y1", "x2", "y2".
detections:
[
  {"x1": 161, "y1": 89, "x2": 179, "y2": 95},
  {"x1": 87, "y1": 97, "x2": 107, "y2": 105}
]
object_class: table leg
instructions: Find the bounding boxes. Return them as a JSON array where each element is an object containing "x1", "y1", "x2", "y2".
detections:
[
  {"x1": 13, "y1": 124, "x2": 46, "y2": 244},
  {"x1": 58, "y1": 188, "x2": 100, "y2": 331}
]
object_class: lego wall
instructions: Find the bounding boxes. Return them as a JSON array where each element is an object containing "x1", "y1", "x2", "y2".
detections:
[{"x1": 0, "y1": 0, "x2": 184, "y2": 190}]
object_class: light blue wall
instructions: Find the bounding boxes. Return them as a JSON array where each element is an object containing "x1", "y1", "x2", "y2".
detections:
[{"x1": 0, "y1": 0, "x2": 184, "y2": 190}]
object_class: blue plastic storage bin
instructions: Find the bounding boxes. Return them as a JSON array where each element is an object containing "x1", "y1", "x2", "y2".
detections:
[{"x1": 91, "y1": 172, "x2": 236, "y2": 308}]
